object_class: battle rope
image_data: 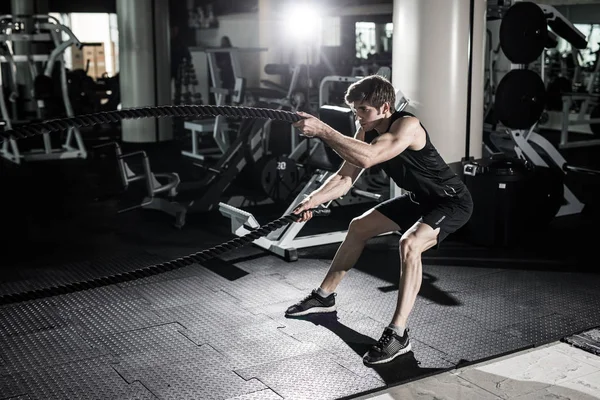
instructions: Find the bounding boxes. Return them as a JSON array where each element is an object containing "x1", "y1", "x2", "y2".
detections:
[
  {"x1": 0, "y1": 208, "x2": 330, "y2": 306},
  {"x1": 0, "y1": 104, "x2": 320, "y2": 306},
  {"x1": 0, "y1": 105, "x2": 302, "y2": 143}
]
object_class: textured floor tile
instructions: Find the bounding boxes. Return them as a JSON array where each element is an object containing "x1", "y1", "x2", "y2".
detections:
[
  {"x1": 455, "y1": 294, "x2": 554, "y2": 332},
  {"x1": 0, "y1": 373, "x2": 27, "y2": 399},
  {"x1": 274, "y1": 259, "x2": 332, "y2": 290},
  {"x1": 420, "y1": 265, "x2": 504, "y2": 295},
  {"x1": 457, "y1": 345, "x2": 600, "y2": 399},
  {"x1": 225, "y1": 388, "x2": 283, "y2": 400},
  {"x1": 122, "y1": 275, "x2": 226, "y2": 309},
  {"x1": 0, "y1": 300, "x2": 65, "y2": 337},
  {"x1": 86, "y1": 323, "x2": 200, "y2": 365},
  {"x1": 339, "y1": 292, "x2": 453, "y2": 329},
  {"x1": 114, "y1": 345, "x2": 266, "y2": 400},
  {"x1": 499, "y1": 313, "x2": 584, "y2": 345},
  {"x1": 0, "y1": 326, "x2": 106, "y2": 374},
  {"x1": 233, "y1": 255, "x2": 291, "y2": 276},
  {"x1": 8, "y1": 357, "x2": 156, "y2": 400},
  {"x1": 182, "y1": 319, "x2": 320, "y2": 370},
  {"x1": 57, "y1": 299, "x2": 171, "y2": 339},
  {"x1": 49, "y1": 286, "x2": 144, "y2": 310},
  {"x1": 415, "y1": 314, "x2": 530, "y2": 365},
  {"x1": 246, "y1": 298, "x2": 368, "y2": 337},
  {"x1": 511, "y1": 284, "x2": 600, "y2": 320},
  {"x1": 154, "y1": 300, "x2": 276, "y2": 343},
  {"x1": 333, "y1": 270, "x2": 395, "y2": 306},
  {"x1": 221, "y1": 274, "x2": 306, "y2": 308},
  {"x1": 235, "y1": 351, "x2": 384, "y2": 400}
]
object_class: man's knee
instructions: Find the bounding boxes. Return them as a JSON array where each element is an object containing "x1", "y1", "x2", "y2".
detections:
[
  {"x1": 400, "y1": 227, "x2": 439, "y2": 261},
  {"x1": 399, "y1": 235, "x2": 419, "y2": 261},
  {"x1": 348, "y1": 216, "x2": 376, "y2": 241}
]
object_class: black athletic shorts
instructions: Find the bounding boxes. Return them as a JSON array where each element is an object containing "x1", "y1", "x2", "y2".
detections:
[{"x1": 374, "y1": 191, "x2": 473, "y2": 244}]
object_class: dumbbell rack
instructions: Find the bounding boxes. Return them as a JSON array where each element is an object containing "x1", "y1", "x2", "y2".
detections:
[{"x1": 0, "y1": 15, "x2": 86, "y2": 164}]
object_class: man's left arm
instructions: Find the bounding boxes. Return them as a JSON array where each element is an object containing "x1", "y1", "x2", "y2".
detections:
[{"x1": 320, "y1": 117, "x2": 420, "y2": 169}]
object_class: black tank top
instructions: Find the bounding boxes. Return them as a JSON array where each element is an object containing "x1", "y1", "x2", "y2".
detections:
[{"x1": 364, "y1": 110, "x2": 467, "y2": 203}]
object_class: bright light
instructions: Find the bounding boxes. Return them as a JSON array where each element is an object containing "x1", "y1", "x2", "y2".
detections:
[{"x1": 285, "y1": 4, "x2": 321, "y2": 42}]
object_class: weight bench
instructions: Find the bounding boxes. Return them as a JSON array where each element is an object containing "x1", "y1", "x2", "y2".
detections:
[{"x1": 95, "y1": 142, "x2": 187, "y2": 229}]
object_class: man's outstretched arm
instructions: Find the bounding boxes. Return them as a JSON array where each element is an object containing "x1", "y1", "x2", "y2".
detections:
[{"x1": 293, "y1": 112, "x2": 420, "y2": 169}]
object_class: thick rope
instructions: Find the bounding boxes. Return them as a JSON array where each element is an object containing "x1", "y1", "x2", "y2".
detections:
[
  {"x1": 0, "y1": 105, "x2": 302, "y2": 142},
  {"x1": 0, "y1": 105, "x2": 323, "y2": 306},
  {"x1": 0, "y1": 209, "x2": 333, "y2": 306}
]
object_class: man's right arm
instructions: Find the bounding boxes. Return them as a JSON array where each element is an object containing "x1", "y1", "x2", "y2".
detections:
[
  {"x1": 307, "y1": 161, "x2": 363, "y2": 206},
  {"x1": 305, "y1": 127, "x2": 366, "y2": 206}
]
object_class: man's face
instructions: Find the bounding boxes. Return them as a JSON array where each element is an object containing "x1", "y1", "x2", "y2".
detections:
[{"x1": 351, "y1": 101, "x2": 389, "y2": 131}]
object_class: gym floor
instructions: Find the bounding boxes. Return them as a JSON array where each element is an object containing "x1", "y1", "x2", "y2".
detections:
[{"x1": 0, "y1": 128, "x2": 599, "y2": 400}]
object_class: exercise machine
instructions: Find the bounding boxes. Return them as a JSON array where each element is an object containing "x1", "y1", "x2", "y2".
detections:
[
  {"x1": 483, "y1": 1, "x2": 598, "y2": 218},
  {"x1": 181, "y1": 47, "x2": 263, "y2": 161},
  {"x1": 94, "y1": 142, "x2": 187, "y2": 228},
  {"x1": 0, "y1": 14, "x2": 86, "y2": 164}
]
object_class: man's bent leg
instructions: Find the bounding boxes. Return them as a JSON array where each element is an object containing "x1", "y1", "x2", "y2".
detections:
[
  {"x1": 392, "y1": 221, "x2": 439, "y2": 329},
  {"x1": 285, "y1": 208, "x2": 399, "y2": 317},
  {"x1": 319, "y1": 208, "x2": 400, "y2": 293},
  {"x1": 363, "y1": 221, "x2": 438, "y2": 365}
]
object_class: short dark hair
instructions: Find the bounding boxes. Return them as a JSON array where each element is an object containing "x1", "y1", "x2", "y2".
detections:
[{"x1": 344, "y1": 75, "x2": 396, "y2": 110}]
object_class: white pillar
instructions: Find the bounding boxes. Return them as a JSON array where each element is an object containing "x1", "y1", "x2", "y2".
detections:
[
  {"x1": 392, "y1": 0, "x2": 485, "y2": 163},
  {"x1": 117, "y1": 0, "x2": 172, "y2": 143}
]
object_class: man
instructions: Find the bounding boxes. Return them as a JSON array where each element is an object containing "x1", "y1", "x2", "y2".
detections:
[{"x1": 286, "y1": 75, "x2": 473, "y2": 365}]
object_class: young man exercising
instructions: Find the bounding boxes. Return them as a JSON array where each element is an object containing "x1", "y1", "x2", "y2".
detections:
[{"x1": 286, "y1": 75, "x2": 473, "y2": 365}]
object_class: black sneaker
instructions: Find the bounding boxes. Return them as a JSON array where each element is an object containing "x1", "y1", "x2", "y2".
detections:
[
  {"x1": 363, "y1": 327, "x2": 411, "y2": 365},
  {"x1": 285, "y1": 289, "x2": 336, "y2": 317}
]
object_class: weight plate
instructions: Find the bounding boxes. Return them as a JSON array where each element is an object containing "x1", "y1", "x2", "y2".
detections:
[
  {"x1": 500, "y1": 2, "x2": 548, "y2": 64},
  {"x1": 495, "y1": 69, "x2": 546, "y2": 129},
  {"x1": 259, "y1": 156, "x2": 300, "y2": 202}
]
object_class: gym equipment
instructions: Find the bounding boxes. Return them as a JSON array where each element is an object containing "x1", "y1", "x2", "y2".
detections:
[
  {"x1": 499, "y1": 1, "x2": 548, "y2": 65},
  {"x1": 252, "y1": 154, "x2": 301, "y2": 203},
  {"x1": 499, "y1": 2, "x2": 586, "y2": 65},
  {"x1": 485, "y1": 2, "x2": 597, "y2": 218},
  {"x1": 498, "y1": 2, "x2": 598, "y2": 149},
  {"x1": 174, "y1": 58, "x2": 202, "y2": 106},
  {"x1": 0, "y1": 206, "x2": 331, "y2": 306},
  {"x1": 181, "y1": 47, "x2": 263, "y2": 161},
  {"x1": 0, "y1": 14, "x2": 86, "y2": 164},
  {"x1": 93, "y1": 142, "x2": 187, "y2": 229},
  {"x1": 550, "y1": 52, "x2": 600, "y2": 148},
  {"x1": 463, "y1": 156, "x2": 563, "y2": 246},
  {"x1": 186, "y1": 118, "x2": 301, "y2": 212},
  {"x1": 494, "y1": 69, "x2": 546, "y2": 129}
]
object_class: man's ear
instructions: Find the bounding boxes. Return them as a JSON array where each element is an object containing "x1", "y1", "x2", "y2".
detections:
[{"x1": 382, "y1": 102, "x2": 391, "y2": 114}]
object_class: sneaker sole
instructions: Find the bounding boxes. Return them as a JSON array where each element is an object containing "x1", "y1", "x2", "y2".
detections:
[
  {"x1": 285, "y1": 305, "x2": 336, "y2": 317},
  {"x1": 363, "y1": 342, "x2": 412, "y2": 365}
]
